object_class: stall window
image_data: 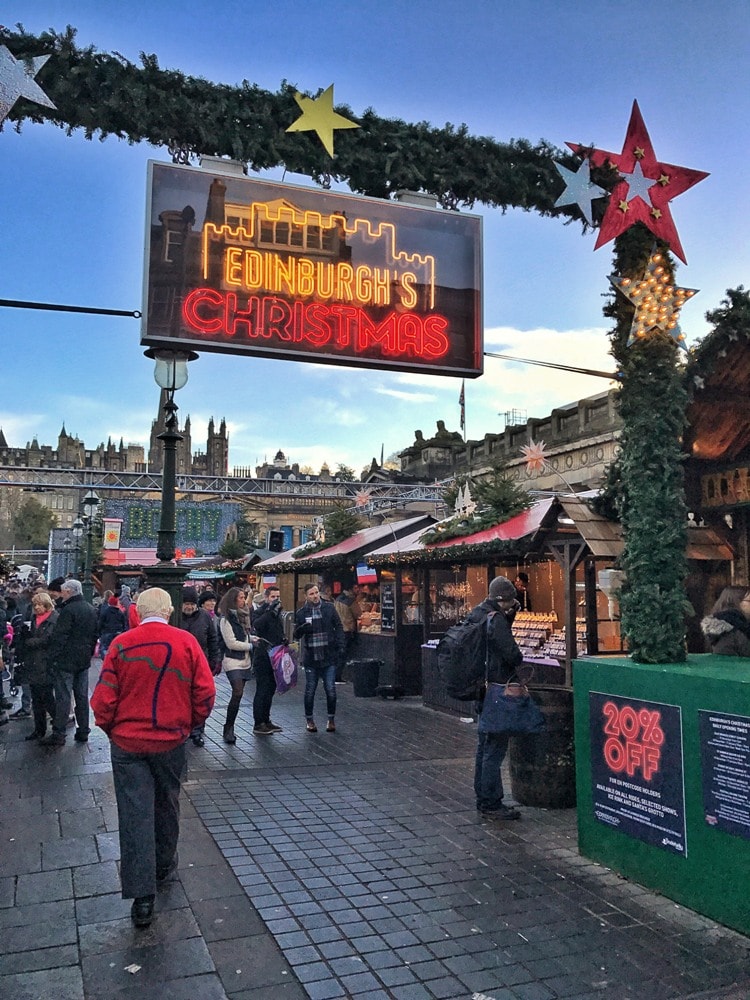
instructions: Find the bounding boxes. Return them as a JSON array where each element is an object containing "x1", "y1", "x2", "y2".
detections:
[
  {"x1": 401, "y1": 568, "x2": 424, "y2": 625},
  {"x1": 357, "y1": 566, "x2": 383, "y2": 633},
  {"x1": 430, "y1": 566, "x2": 470, "y2": 630}
]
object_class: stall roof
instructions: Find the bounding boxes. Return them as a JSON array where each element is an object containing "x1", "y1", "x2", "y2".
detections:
[
  {"x1": 254, "y1": 515, "x2": 435, "y2": 571},
  {"x1": 366, "y1": 496, "x2": 732, "y2": 564}
]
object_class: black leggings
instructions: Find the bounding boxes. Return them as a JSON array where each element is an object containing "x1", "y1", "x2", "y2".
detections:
[{"x1": 224, "y1": 673, "x2": 247, "y2": 728}]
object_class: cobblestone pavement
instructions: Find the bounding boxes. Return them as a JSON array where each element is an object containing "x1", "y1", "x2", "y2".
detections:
[{"x1": 1, "y1": 667, "x2": 749, "y2": 999}]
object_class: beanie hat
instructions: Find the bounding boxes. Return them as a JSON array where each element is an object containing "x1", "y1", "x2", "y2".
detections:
[
  {"x1": 198, "y1": 591, "x2": 217, "y2": 606},
  {"x1": 488, "y1": 576, "x2": 517, "y2": 601},
  {"x1": 182, "y1": 587, "x2": 199, "y2": 604},
  {"x1": 108, "y1": 595, "x2": 120, "y2": 607}
]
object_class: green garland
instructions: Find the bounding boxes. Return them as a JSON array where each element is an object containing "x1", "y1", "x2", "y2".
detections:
[
  {"x1": 606, "y1": 227, "x2": 690, "y2": 663},
  {"x1": 4, "y1": 24, "x2": 592, "y2": 215}
]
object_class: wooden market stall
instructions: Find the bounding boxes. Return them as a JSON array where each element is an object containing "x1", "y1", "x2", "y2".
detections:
[{"x1": 253, "y1": 515, "x2": 436, "y2": 694}]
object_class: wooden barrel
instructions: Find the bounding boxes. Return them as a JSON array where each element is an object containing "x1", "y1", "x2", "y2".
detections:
[{"x1": 509, "y1": 685, "x2": 576, "y2": 808}]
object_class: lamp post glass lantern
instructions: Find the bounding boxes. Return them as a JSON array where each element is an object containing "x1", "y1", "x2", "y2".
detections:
[
  {"x1": 72, "y1": 517, "x2": 84, "y2": 577},
  {"x1": 143, "y1": 348, "x2": 198, "y2": 612}
]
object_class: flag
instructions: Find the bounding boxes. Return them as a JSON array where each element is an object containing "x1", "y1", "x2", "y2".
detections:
[{"x1": 458, "y1": 380, "x2": 466, "y2": 435}]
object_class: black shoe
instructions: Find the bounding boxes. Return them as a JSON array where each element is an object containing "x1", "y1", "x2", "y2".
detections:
[
  {"x1": 39, "y1": 734, "x2": 65, "y2": 747},
  {"x1": 191, "y1": 734, "x2": 205, "y2": 747},
  {"x1": 253, "y1": 723, "x2": 272, "y2": 735},
  {"x1": 156, "y1": 853, "x2": 178, "y2": 882},
  {"x1": 131, "y1": 895, "x2": 155, "y2": 927},
  {"x1": 223, "y1": 725, "x2": 236, "y2": 745},
  {"x1": 480, "y1": 804, "x2": 521, "y2": 821},
  {"x1": 73, "y1": 731, "x2": 89, "y2": 743},
  {"x1": 1, "y1": 698, "x2": 13, "y2": 710},
  {"x1": 265, "y1": 721, "x2": 283, "y2": 733},
  {"x1": 25, "y1": 731, "x2": 46, "y2": 741},
  {"x1": 10, "y1": 708, "x2": 31, "y2": 720}
]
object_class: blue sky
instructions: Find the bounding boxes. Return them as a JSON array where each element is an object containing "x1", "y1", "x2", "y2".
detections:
[{"x1": 1, "y1": 1, "x2": 747, "y2": 476}]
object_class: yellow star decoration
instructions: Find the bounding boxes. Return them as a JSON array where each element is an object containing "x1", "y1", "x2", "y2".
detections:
[
  {"x1": 286, "y1": 84, "x2": 359, "y2": 157},
  {"x1": 634, "y1": 146, "x2": 645, "y2": 159},
  {"x1": 611, "y1": 252, "x2": 698, "y2": 349},
  {"x1": 521, "y1": 440, "x2": 548, "y2": 475}
]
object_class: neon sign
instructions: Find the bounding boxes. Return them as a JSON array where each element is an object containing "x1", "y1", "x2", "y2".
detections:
[{"x1": 141, "y1": 162, "x2": 482, "y2": 377}]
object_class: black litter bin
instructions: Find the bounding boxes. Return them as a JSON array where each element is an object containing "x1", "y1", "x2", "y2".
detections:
[{"x1": 351, "y1": 659, "x2": 383, "y2": 697}]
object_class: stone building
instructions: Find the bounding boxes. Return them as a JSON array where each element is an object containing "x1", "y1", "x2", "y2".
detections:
[{"x1": 398, "y1": 389, "x2": 622, "y2": 494}]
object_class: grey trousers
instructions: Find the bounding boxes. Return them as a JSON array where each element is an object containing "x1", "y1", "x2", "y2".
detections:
[{"x1": 110, "y1": 741, "x2": 186, "y2": 899}]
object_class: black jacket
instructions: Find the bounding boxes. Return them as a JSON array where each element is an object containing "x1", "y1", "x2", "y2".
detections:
[
  {"x1": 701, "y1": 610, "x2": 750, "y2": 657},
  {"x1": 294, "y1": 601, "x2": 344, "y2": 667},
  {"x1": 180, "y1": 607, "x2": 219, "y2": 666},
  {"x1": 471, "y1": 598, "x2": 523, "y2": 685},
  {"x1": 18, "y1": 610, "x2": 59, "y2": 686},
  {"x1": 48, "y1": 594, "x2": 99, "y2": 673}
]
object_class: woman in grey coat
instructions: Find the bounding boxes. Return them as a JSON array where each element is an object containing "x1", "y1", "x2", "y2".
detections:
[{"x1": 701, "y1": 586, "x2": 750, "y2": 657}]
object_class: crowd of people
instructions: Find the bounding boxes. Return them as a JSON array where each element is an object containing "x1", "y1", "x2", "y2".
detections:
[{"x1": 4, "y1": 565, "x2": 750, "y2": 930}]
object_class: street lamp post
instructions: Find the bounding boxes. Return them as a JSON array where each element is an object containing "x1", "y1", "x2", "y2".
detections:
[
  {"x1": 72, "y1": 517, "x2": 84, "y2": 579},
  {"x1": 80, "y1": 490, "x2": 100, "y2": 603},
  {"x1": 62, "y1": 536, "x2": 72, "y2": 576},
  {"x1": 143, "y1": 348, "x2": 197, "y2": 615}
]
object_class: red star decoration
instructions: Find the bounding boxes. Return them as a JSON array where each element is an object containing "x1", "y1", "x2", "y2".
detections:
[{"x1": 567, "y1": 101, "x2": 708, "y2": 263}]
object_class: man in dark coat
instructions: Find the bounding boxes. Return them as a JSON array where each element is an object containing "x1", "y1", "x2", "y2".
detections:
[
  {"x1": 179, "y1": 587, "x2": 219, "y2": 747},
  {"x1": 251, "y1": 586, "x2": 285, "y2": 735},
  {"x1": 41, "y1": 579, "x2": 98, "y2": 747},
  {"x1": 472, "y1": 576, "x2": 524, "y2": 821},
  {"x1": 294, "y1": 583, "x2": 344, "y2": 733}
]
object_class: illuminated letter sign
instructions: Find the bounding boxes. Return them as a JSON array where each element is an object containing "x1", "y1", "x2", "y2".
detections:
[{"x1": 141, "y1": 162, "x2": 482, "y2": 377}]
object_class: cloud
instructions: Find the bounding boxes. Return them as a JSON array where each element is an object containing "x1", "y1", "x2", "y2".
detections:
[
  {"x1": 0, "y1": 412, "x2": 45, "y2": 445},
  {"x1": 374, "y1": 387, "x2": 437, "y2": 403}
]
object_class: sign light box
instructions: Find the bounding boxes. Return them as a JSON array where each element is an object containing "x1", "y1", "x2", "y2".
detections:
[{"x1": 141, "y1": 162, "x2": 483, "y2": 377}]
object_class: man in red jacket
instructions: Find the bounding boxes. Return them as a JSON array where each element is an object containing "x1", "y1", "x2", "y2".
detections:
[{"x1": 91, "y1": 587, "x2": 215, "y2": 928}]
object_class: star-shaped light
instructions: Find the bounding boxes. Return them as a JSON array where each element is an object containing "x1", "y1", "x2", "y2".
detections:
[
  {"x1": 611, "y1": 252, "x2": 698, "y2": 348},
  {"x1": 0, "y1": 45, "x2": 56, "y2": 125},
  {"x1": 567, "y1": 100, "x2": 708, "y2": 263},
  {"x1": 521, "y1": 440, "x2": 548, "y2": 475},
  {"x1": 354, "y1": 489, "x2": 372, "y2": 508},
  {"x1": 286, "y1": 84, "x2": 359, "y2": 157},
  {"x1": 553, "y1": 158, "x2": 607, "y2": 226}
]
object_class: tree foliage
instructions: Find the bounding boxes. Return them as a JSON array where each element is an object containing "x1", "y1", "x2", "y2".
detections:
[
  {"x1": 3, "y1": 25, "x2": 598, "y2": 220},
  {"x1": 604, "y1": 225, "x2": 689, "y2": 663},
  {"x1": 12, "y1": 497, "x2": 58, "y2": 549},
  {"x1": 422, "y1": 463, "x2": 531, "y2": 544}
]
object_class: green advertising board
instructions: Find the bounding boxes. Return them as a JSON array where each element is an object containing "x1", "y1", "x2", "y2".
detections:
[{"x1": 574, "y1": 654, "x2": 750, "y2": 935}]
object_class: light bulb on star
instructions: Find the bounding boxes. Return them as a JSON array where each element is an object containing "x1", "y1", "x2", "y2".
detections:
[{"x1": 610, "y1": 253, "x2": 698, "y2": 348}]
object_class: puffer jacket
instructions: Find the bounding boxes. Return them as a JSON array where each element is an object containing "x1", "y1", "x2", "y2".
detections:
[{"x1": 701, "y1": 610, "x2": 750, "y2": 657}]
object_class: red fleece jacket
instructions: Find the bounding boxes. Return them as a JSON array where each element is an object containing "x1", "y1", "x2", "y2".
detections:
[{"x1": 91, "y1": 619, "x2": 216, "y2": 753}]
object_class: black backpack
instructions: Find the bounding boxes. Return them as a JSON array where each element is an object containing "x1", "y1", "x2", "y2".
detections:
[{"x1": 436, "y1": 609, "x2": 492, "y2": 700}]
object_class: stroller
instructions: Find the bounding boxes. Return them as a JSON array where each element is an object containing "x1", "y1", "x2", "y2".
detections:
[{"x1": 2, "y1": 615, "x2": 24, "y2": 697}]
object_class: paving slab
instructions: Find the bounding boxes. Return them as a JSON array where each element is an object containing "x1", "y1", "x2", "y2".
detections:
[{"x1": 2, "y1": 668, "x2": 750, "y2": 998}]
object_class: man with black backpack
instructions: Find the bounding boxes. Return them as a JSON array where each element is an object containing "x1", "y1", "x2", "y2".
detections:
[{"x1": 471, "y1": 576, "x2": 524, "y2": 820}]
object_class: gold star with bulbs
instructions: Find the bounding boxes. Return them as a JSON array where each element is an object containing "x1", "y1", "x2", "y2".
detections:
[{"x1": 610, "y1": 251, "x2": 698, "y2": 349}]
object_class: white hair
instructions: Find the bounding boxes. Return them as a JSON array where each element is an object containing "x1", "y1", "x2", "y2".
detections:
[
  {"x1": 61, "y1": 579, "x2": 82, "y2": 596},
  {"x1": 135, "y1": 587, "x2": 172, "y2": 621}
]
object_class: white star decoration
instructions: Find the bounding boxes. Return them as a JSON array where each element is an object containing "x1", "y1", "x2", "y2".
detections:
[
  {"x1": 619, "y1": 161, "x2": 655, "y2": 207},
  {"x1": 521, "y1": 440, "x2": 548, "y2": 475},
  {"x1": 553, "y1": 158, "x2": 607, "y2": 226},
  {"x1": 611, "y1": 252, "x2": 698, "y2": 349},
  {"x1": 0, "y1": 45, "x2": 56, "y2": 125}
]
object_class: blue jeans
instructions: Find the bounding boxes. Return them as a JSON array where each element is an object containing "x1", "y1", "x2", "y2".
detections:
[
  {"x1": 474, "y1": 731, "x2": 510, "y2": 811},
  {"x1": 304, "y1": 662, "x2": 336, "y2": 719}
]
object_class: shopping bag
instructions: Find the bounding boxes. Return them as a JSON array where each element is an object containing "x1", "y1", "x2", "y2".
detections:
[
  {"x1": 478, "y1": 679, "x2": 546, "y2": 735},
  {"x1": 269, "y1": 643, "x2": 298, "y2": 694}
]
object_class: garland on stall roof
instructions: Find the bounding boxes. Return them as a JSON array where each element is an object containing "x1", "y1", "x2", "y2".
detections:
[{"x1": 2, "y1": 25, "x2": 592, "y2": 215}]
